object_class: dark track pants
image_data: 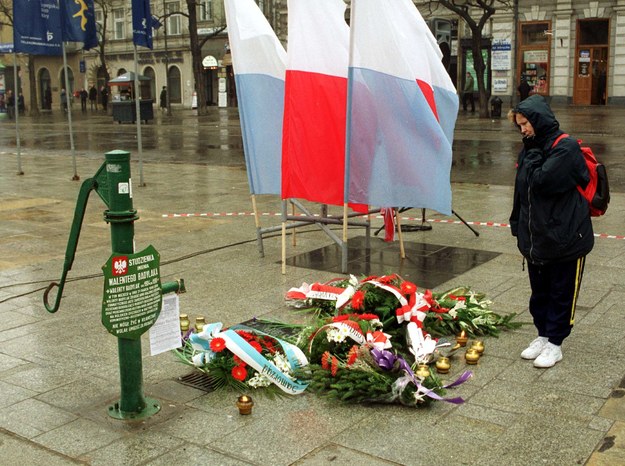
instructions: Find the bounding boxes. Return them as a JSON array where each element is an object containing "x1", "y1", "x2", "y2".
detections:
[{"x1": 527, "y1": 256, "x2": 586, "y2": 345}]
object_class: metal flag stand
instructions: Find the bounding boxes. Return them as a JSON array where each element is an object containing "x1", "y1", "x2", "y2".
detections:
[{"x1": 374, "y1": 208, "x2": 480, "y2": 237}]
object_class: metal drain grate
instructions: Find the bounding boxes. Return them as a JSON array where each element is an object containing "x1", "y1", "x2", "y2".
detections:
[{"x1": 177, "y1": 371, "x2": 215, "y2": 392}]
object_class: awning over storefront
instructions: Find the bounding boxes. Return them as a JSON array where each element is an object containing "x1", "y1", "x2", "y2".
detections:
[{"x1": 108, "y1": 72, "x2": 151, "y2": 87}]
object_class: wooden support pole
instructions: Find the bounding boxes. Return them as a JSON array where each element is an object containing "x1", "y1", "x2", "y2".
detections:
[{"x1": 396, "y1": 208, "x2": 406, "y2": 259}]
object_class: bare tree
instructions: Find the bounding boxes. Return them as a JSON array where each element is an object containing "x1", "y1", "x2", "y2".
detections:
[
  {"x1": 185, "y1": 0, "x2": 225, "y2": 115},
  {"x1": 158, "y1": 1, "x2": 225, "y2": 115},
  {"x1": 418, "y1": 0, "x2": 513, "y2": 118},
  {"x1": 93, "y1": 0, "x2": 112, "y2": 87},
  {"x1": 0, "y1": 0, "x2": 39, "y2": 116}
]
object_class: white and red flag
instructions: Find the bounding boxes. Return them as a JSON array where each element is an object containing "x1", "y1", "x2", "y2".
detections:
[
  {"x1": 281, "y1": 0, "x2": 350, "y2": 206},
  {"x1": 346, "y1": 0, "x2": 459, "y2": 215},
  {"x1": 224, "y1": 0, "x2": 287, "y2": 195}
]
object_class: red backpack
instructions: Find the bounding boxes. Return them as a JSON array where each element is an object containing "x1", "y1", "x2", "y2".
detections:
[{"x1": 552, "y1": 133, "x2": 610, "y2": 217}]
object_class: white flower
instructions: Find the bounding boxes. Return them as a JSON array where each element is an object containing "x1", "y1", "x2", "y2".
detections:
[
  {"x1": 326, "y1": 328, "x2": 346, "y2": 343},
  {"x1": 406, "y1": 322, "x2": 436, "y2": 364},
  {"x1": 247, "y1": 372, "x2": 272, "y2": 388},
  {"x1": 448, "y1": 308, "x2": 458, "y2": 318},
  {"x1": 451, "y1": 300, "x2": 467, "y2": 311},
  {"x1": 191, "y1": 351, "x2": 214, "y2": 367},
  {"x1": 273, "y1": 353, "x2": 292, "y2": 375}
]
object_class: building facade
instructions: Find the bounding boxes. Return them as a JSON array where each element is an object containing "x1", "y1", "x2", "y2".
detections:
[
  {"x1": 486, "y1": 0, "x2": 624, "y2": 105},
  {"x1": 1, "y1": 0, "x2": 625, "y2": 112}
]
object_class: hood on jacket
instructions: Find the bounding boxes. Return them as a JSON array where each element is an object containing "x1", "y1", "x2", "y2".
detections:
[{"x1": 514, "y1": 94, "x2": 560, "y2": 144}]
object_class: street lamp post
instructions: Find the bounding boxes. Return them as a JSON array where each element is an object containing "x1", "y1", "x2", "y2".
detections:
[{"x1": 163, "y1": 1, "x2": 172, "y2": 116}]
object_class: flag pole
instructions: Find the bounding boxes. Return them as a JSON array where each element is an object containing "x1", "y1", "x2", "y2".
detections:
[
  {"x1": 12, "y1": 52, "x2": 23, "y2": 175},
  {"x1": 395, "y1": 209, "x2": 406, "y2": 258},
  {"x1": 134, "y1": 45, "x2": 145, "y2": 186},
  {"x1": 341, "y1": 0, "x2": 359, "y2": 271},
  {"x1": 62, "y1": 43, "x2": 79, "y2": 181},
  {"x1": 281, "y1": 200, "x2": 287, "y2": 275}
]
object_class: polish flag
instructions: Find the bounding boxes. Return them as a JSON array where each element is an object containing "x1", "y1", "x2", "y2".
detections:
[
  {"x1": 224, "y1": 0, "x2": 286, "y2": 195},
  {"x1": 347, "y1": 0, "x2": 459, "y2": 215},
  {"x1": 281, "y1": 0, "x2": 349, "y2": 206}
]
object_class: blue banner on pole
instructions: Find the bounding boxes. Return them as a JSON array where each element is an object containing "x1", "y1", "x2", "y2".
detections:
[
  {"x1": 132, "y1": 0, "x2": 153, "y2": 49},
  {"x1": 60, "y1": 0, "x2": 98, "y2": 50},
  {"x1": 13, "y1": 0, "x2": 62, "y2": 56}
]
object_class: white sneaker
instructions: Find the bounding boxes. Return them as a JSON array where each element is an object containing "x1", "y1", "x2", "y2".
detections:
[
  {"x1": 533, "y1": 342, "x2": 563, "y2": 368},
  {"x1": 521, "y1": 336, "x2": 548, "y2": 360}
]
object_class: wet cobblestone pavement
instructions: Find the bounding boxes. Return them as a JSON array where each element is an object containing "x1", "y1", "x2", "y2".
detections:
[{"x1": 1, "y1": 104, "x2": 625, "y2": 465}]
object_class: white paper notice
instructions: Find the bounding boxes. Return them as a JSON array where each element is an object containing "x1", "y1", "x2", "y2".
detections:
[{"x1": 149, "y1": 293, "x2": 182, "y2": 356}]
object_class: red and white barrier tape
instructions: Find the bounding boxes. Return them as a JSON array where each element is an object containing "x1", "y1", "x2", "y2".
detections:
[{"x1": 161, "y1": 212, "x2": 624, "y2": 240}]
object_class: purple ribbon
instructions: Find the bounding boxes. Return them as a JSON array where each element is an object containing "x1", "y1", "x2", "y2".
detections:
[{"x1": 371, "y1": 348, "x2": 472, "y2": 404}]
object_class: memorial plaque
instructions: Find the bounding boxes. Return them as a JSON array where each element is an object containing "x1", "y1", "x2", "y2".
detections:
[{"x1": 102, "y1": 245, "x2": 162, "y2": 339}]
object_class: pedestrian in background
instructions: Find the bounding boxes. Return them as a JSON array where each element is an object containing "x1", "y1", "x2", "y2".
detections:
[
  {"x1": 518, "y1": 76, "x2": 532, "y2": 102},
  {"x1": 508, "y1": 94, "x2": 593, "y2": 369},
  {"x1": 60, "y1": 88, "x2": 68, "y2": 112},
  {"x1": 89, "y1": 85, "x2": 97, "y2": 111},
  {"x1": 462, "y1": 71, "x2": 475, "y2": 112},
  {"x1": 18, "y1": 91, "x2": 25, "y2": 115},
  {"x1": 160, "y1": 86, "x2": 167, "y2": 111},
  {"x1": 80, "y1": 88, "x2": 88, "y2": 112},
  {"x1": 100, "y1": 86, "x2": 109, "y2": 112},
  {"x1": 6, "y1": 90, "x2": 15, "y2": 119}
]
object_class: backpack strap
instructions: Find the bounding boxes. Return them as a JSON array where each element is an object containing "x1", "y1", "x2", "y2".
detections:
[{"x1": 551, "y1": 133, "x2": 569, "y2": 149}]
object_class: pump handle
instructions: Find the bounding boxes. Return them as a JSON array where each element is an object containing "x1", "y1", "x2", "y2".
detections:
[
  {"x1": 43, "y1": 175, "x2": 101, "y2": 314},
  {"x1": 43, "y1": 281, "x2": 62, "y2": 313}
]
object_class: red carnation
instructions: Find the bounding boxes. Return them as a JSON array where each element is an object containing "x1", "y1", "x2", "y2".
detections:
[
  {"x1": 321, "y1": 351, "x2": 331, "y2": 370},
  {"x1": 210, "y1": 337, "x2": 226, "y2": 352},
  {"x1": 401, "y1": 281, "x2": 417, "y2": 295},
  {"x1": 332, "y1": 315, "x2": 350, "y2": 322},
  {"x1": 358, "y1": 313, "x2": 379, "y2": 321},
  {"x1": 351, "y1": 291, "x2": 365, "y2": 310},
  {"x1": 263, "y1": 338, "x2": 277, "y2": 354},
  {"x1": 347, "y1": 345, "x2": 359, "y2": 366},
  {"x1": 236, "y1": 330, "x2": 255, "y2": 341},
  {"x1": 331, "y1": 356, "x2": 339, "y2": 376},
  {"x1": 231, "y1": 365, "x2": 248, "y2": 381},
  {"x1": 249, "y1": 340, "x2": 263, "y2": 353},
  {"x1": 233, "y1": 355, "x2": 247, "y2": 367}
]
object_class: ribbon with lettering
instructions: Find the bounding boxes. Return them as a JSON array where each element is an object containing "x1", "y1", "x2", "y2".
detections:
[{"x1": 189, "y1": 322, "x2": 309, "y2": 395}]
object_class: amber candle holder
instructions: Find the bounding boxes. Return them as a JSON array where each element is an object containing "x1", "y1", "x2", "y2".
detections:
[
  {"x1": 471, "y1": 340, "x2": 485, "y2": 354},
  {"x1": 435, "y1": 356, "x2": 451, "y2": 374},
  {"x1": 195, "y1": 316, "x2": 205, "y2": 333},
  {"x1": 465, "y1": 348, "x2": 480, "y2": 365},
  {"x1": 456, "y1": 330, "x2": 468, "y2": 347},
  {"x1": 236, "y1": 395, "x2": 254, "y2": 415},
  {"x1": 179, "y1": 314, "x2": 190, "y2": 332},
  {"x1": 415, "y1": 364, "x2": 431, "y2": 379}
]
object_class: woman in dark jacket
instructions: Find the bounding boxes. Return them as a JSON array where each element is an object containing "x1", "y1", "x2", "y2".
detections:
[{"x1": 509, "y1": 95, "x2": 593, "y2": 368}]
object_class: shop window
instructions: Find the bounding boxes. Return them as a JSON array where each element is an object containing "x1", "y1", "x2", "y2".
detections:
[
  {"x1": 520, "y1": 51, "x2": 548, "y2": 94},
  {"x1": 518, "y1": 21, "x2": 551, "y2": 96},
  {"x1": 520, "y1": 22, "x2": 549, "y2": 46}
]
